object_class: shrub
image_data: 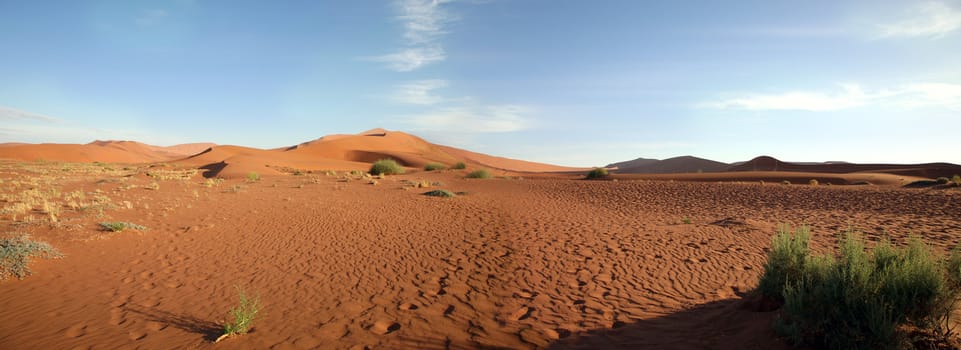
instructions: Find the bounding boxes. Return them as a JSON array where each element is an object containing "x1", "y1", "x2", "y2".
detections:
[
  {"x1": 0, "y1": 234, "x2": 62, "y2": 280},
  {"x1": 758, "y1": 227, "x2": 961, "y2": 349},
  {"x1": 953, "y1": 174, "x2": 961, "y2": 187},
  {"x1": 217, "y1": 287, "x2": 261, "y2": 342},
  {"x1": 423, "y1": 189, "x2": 456, "y2": 198},
  {"x1": 424, "y1": 163, "x2": 446, "y2": 171},
  {"x1": 369, "y1": 159, "x2": 405, "y2": 176},
  {"x1": 246, "y1": 172, "x2": 260, "y2": 182},
  {"x1": 451, "y1": 162, "x2": 467, "y2": 170},
  {"x1": 809, "y1": 179, "x2": 819, "y2": 186},
  {"x1": 681, "y1": 217, "x2": 692, "y2": 225},
  {"x1": 586, "y1": 167, "x2": 609, "y2": 179},
  {"x1": 466, "y1": 169, "x2": 491, "y2": 179},
  {"x1": 99, "y1": 222, "x2": 147, "y2": 232},
  {"x1": 937, "y1": 177, "x2": 950, "y2": 184},
  {"x1": 782, "y1": 180, "x2": 791, "y2": 185}
]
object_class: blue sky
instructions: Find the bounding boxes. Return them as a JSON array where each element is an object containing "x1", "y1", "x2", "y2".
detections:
[{"x1": 1, "y1": 0, "x2": 960, "y2": 166}]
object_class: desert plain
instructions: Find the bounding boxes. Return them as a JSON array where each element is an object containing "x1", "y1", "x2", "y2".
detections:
[{"x1": 1, "y1": 130, "x2": 960, "y2": 350}]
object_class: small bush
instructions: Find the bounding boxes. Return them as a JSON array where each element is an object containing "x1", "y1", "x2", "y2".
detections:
[
  {"x1": 424, "y1": 163, "x2": 446, "y2": 171},
  {"x1": 808, "y1": 179, "x2": 818, "y2": 186},
  {"x1": 246, "y1": 172, "x2": 260, "y2": 182},
  {"x1": 451, "y1": 162, "x2": 467, "y2": 170},
  {"x1": 953, "y1": 174, "x2": 961, "y2": 186},
  {"x1": 369, "y1": 159, "x2": 405, "y2": 176},
  {"x1": 466, "y1": 169, "x2": 491, "y2": 179},
  {"x1": 586, "y1": 167, "x2": 609, "y2": 179},
  {"x1": 937, "y1": 177, "x2": 950, "y2": 184},
  {"x1": 99, "y1": 222, "x2": 147, "y2": 232},
  {"x1": 218, "y1": 287, "x2": 261, "y2": 342},
  {"x1": 681, "y1": 217, "x2": 692, "y2": 225},
  {"x1": 0, "y1": 234, "x2": 62, "y2": 280},
  {"x1": 782, "y1": 180, "x2": 791, "y2": 185},
  {"x1": 423, "y1": 189, "x2": 456, "y2": 198},
  {"x1": 758, "y1": 227, "x2": 961, "y2": 349}
]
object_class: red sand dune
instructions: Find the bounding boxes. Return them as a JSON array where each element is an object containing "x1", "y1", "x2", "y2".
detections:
[{"x1": 729, "y1": 155, "x2": 961, "y2": 179}]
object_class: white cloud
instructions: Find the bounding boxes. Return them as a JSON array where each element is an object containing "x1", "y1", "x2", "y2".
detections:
[
  {"x1": 391, "y1": 79, "x2": 448, "y2": 105},
  {"x1": 878, "y1": 2, "x2": 961, "y2": 38},
  {"x1": 371, "y1": 46, "x2": 446, "y2": 72},
  {"x1": 397, "y1": 0, "x2": 455, "y2": 44},
  {"x1": 374, "y1": 0, "x2": 456, "y2": 72},
  {"x1": 404, "y1": 105, "x2": 532, "y2": 132},
  {"x1": 706, "y1": 82, "x2": 961, "y2": 112},
  {"x1": 0, "y1": 106, "x2": 60, "y2": 122}
]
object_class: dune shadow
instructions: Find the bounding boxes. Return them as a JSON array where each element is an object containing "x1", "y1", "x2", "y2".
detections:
[
  {"x1": 124, "y1": 304, "x2": 222, "y2": 342},
  {"x1": 199, "y1": 161, "x2": 227, "y2": 178},
  {"x1": 544, "y1": 297, "x2": 788, "y2": 350}
]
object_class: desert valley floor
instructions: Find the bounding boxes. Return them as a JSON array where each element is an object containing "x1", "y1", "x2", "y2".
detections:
[{"x1": 1, "y1": 161, "x2": 960, "y2": 349}]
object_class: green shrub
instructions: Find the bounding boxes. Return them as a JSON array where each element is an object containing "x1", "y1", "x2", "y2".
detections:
[
  {"x1": 99, "y1": 222, "x2": 147, "y2": 232},
  {"x1": 953, "y1": 174, "x2": 961, "y2": 187},
  {"x1": 586, "y1": 167, "x2": 609, "y2": 179},
  {"x1": 936, "y1": 177, "x2": 950, "y2": 185},
  {"x1": 451, "y1": 162, "x2": 467, "y2": 170},
  {"x1": 218, "y1": 287, "x2": 261, "y2": 342},
  {"x1": 246, "y1": 172, "x2": 260, "y2": 182},
  {"x1": 681, "y1": 217, "x2": 692, "y2": 225},
  {"x1": 465, "y1": 169, "x2": 491, "y2": 179},
  {"x1": 758, "y1": 227, "x2": 961, "y2": 349},
  {"x1": 424, "y1": 163, "x2": 446, "y2": 171},
  {"x1": 369, "y1": 159, "x2": 405, "y2": 176},
  {"x1": 757, "y1": 225, "x2": 811, "y2": 302},
  {"x1": 809, "y1": 179, "x2": 819, "y2": 186},
  {"x1": 0, "y1": 234, "x2": 62, "y2": 280},
  {"x1": 423, "y1": 189, "x2": 456, "y2": 198}
]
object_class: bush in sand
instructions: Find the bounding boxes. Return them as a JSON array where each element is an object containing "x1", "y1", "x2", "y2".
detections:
[
  {"x1": 99, "y1": 221, "x2": 147, "y2": 232},
  {"x1": 423, "y1": 189, "x2": 456, "y2": 198},
  {"x1": 757, "y1": 225, "x2": 961, "y2": 349},
  {"x1": 0, "y1": 234, "x2": 62, "y2": 280},
  {"x1": 451, "y1": 162, "x2": 467, "y2": 170},
  {"x1": 369, "y1": 159, "x2": 405, "y2": 176},
  {"x1": 586, "y1": 167, "x2": 609, "y2": 179},
  {"x1": 217, "y1": 287, "x2": 261, "y2": 343},
  {"x1": 424, "y1": 163, "x2": 446, "y2": 171},
  {"x1": 466, "y1": 169, "x2": 491, "y2": 179}
]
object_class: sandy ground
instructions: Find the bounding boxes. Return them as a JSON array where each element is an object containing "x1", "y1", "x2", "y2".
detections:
[{"x1": 1, "y1": 162, "x2": 960, "y2": 349}]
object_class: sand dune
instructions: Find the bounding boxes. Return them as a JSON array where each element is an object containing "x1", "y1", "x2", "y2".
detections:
[
  {"x1": 611, "y1": 156, "x2": 729, "y2": 174},
  {"x1": 729, "y1": 155, "x2": 961, "y2": 178}
]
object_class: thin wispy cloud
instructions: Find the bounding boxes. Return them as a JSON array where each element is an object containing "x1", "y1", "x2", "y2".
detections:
[
  {"x1": 373, "y1": 0, "x2": 456, "y2": 72},
  {"x1": 706, "y1": 83, "x2": 961, "y2": 112},
  {"x1": 403, "y1": 104, "x2": 532, "y2": 133},
  {"x1": 878, "y1": 1, "x2": 961, "y2": 38},
  {"x1": 0, "y1": 106, "x2": 60, "y2": 122},
  {"x1": 371, "y1": 46, "x2": 446, "y2": 72},
  {"x1": 391, "y1": 79, "x2": 448, "y2": 105}
]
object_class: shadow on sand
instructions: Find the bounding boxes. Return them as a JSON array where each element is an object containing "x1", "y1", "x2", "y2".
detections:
[
  {"x1": 124, "y1": 304, "x2": 223, "y2": 342},
  {"x1": 545, "y1": 297, "x2": 789, "y2": 350}
]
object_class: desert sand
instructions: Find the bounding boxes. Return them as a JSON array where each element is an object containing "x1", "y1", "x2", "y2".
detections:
[{"x1": 1, "y1": 130, "x2": 960, "y2": 349}]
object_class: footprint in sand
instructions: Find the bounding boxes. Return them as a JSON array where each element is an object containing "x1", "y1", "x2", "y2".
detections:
[
  {"x1": 128, "y1": 330, "x2": 147, "y2": 341},
  {"x1": 64, "y1": 324, "x2": 87, "y2": 338},
  {"x1": 369, "y1": 320, "x2": 401, "y2": 335},
  {"x1": 145, "y1": 321, "x2": 167, "y2": 331},
  {"x1": 508, "y1": 306, "x2": 533, "y2": 321},
  {"x1": 398, "y1": 302, "x2": 419, "y2": 311},
  {"x1": 109, "y1": 308, "x2": 127, "y2": 325}
]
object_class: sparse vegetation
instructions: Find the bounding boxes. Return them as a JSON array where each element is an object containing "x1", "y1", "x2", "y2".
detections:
[
  {"x1": 217, "y1": 287, "x2": 261, "y2": 343},
  {"x1": 586, "y1": 167, "x2": 609, "y2": 179},
  {"x1": 99, "y1": 221, "x2": 147, "y2": 232},
  {"x1": 0, "y1": 234, "x2": 62, "y2": 280},
  {"x1": 424, "y1": 189, "x2": 456, "y2": 198},
  {"x1": 953, "y1": 174, "x2": 961, "y2": 186},
  {"x1": 808, "y1": 179, "x2": 818, "y2": 186},
  {"x1": 466, "y1": 169, "x2": 491, "y2": 179},
  {"x1": 937, "y1": 177, "x2": 950, "y2": 184},
  {"x1": 681, "y1": 217, "x2": 692, "y2": 225},
  {"x1": 451, "y1": 162, "x2": 467, "y2": 170},
  {"x1": 369, "y1": 159, "x2": 405, "y2": 176},
  {"x1": 246, "y1": 172, "x2": 260, "y2": 182},
  {"x1": 757, "y1": 226, "x2": 961, "y2": 349},
  {"x1": 424, "y1": 163, "x2": 446, "y2": 171},
  {"x1": 781, "y1": 180, "x2": 791, "y2": 185}
]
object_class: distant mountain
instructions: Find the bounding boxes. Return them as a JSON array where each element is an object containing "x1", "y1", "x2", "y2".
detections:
[
  {"x1": 609, "y1": 156, "x2": 729, "y2": 174},
  {"x1": 727, "y1": 156, "x2": 961, "y2": 178}
]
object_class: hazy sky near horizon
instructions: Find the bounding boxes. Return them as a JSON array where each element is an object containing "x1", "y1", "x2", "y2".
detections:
[{"x1": 1, "y1": 0, "x2": 960, "y2": 166}]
